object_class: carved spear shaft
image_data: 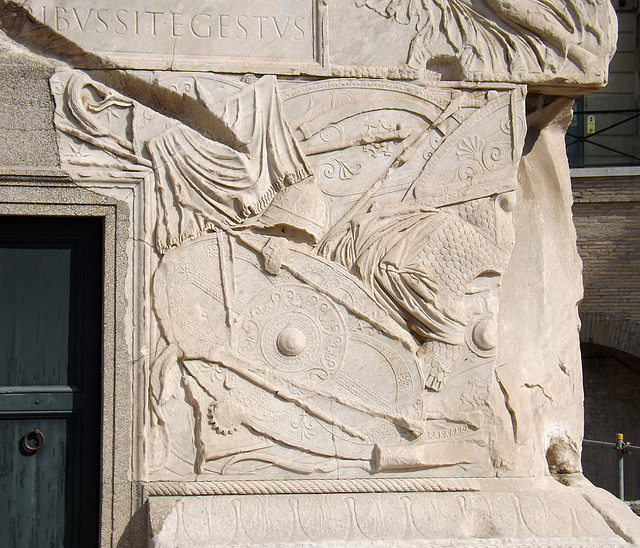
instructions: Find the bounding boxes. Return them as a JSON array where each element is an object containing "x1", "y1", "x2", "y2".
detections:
[{"x1": 182, "y1": 347, "x2": 368, "y2": 441}]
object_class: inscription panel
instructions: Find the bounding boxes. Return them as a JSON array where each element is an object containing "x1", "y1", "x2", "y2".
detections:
[{"x1": 24, "y1": 0, "x2": 324, "y2": 73}]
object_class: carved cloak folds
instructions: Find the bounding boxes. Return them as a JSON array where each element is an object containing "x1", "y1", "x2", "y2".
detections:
[
  {"x1": 147, "y1": 75, "x2": 312, "y2": 254},
  {"x1": 322, "y1": 204, "x2": 510, "y2": 346}
]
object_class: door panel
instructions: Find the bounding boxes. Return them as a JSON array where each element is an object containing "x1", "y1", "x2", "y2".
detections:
[
  {"x1": 0, "y1": 416, "x2": 74, "y2": 546},
  {"x1": 0, "y1": 246, "x2": 73, "y2": 387},
  {"x1": 0, "y1": 217, "x2": 102, "y2": 547}
]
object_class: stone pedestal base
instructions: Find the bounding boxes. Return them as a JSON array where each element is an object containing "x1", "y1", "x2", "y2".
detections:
[{"x1": 148, "y1": 475, "x2": 640, "y2": 546}]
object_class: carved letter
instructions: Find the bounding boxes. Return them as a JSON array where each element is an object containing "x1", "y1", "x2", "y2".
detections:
[
  {"x1": 115, "y1": 9, "x2": 128, "y2": 34},
  {"x1": 252, "y1": 15, "x2": 269, "y2": 39},
  {"x1": 219, "y1": 14, "x2": 230, "y2": 38},
  {"x1": 71, "y1": 8, "x2": 94, "y2": 32},
  {"x1": 146, "y1": 11, "x2": 163, "y2": 35},
  {"x1": 236, "y1": 14, "x2": 248, "y2": 39},
  {"x1": 55, "y1": 6, "x2": 68, "y2": 31},
  {"x1": 293, "y1": 17, "x2": 305, "y2": 40},
  {"x1": 171, "y1": 12, "x2": 183, "y2": 36},
  {"x1": 95, "y1": 9, "x2": 108, "y2": 34},
  {"x1": 272, "y1": 16, "x2": 290, "y2": 39},
  {"x1": 191, "y1": 13, "x2": 212, "y2": 38}
]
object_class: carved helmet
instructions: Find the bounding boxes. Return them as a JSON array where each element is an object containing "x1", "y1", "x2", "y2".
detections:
[{"x1": 253, "y1": 178, "x2": 328, "y2": 243}]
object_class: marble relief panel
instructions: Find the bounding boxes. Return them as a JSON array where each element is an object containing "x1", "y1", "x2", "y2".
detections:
[{"x1": 51, "y1": 71, "x2": 524, "y2": 479}]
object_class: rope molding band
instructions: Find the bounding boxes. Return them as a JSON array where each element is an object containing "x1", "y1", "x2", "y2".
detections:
[{"x1": 144, "y1": 477, "x2": 481, "y2": 497}]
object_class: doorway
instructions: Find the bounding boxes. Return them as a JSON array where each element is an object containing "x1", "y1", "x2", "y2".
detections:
[{"x1": 0, "y1": 216, "x2": 102, "y2": 546}]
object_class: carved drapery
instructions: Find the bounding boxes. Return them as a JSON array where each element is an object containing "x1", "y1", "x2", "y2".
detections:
[
  {"x1": 147, "y1": 76, "x2": 312, "y2": 254},
  {"x1": 356, "y1": 0, "x2": 617, "y2": 83}
]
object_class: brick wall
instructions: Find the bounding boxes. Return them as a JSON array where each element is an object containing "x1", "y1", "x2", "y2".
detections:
[
  {"x1": 573, "y1": 175, "x2": 640, "y2": 322},
  {"x1": 572, "y1": 173, "x2": 640, "y2": 499}
]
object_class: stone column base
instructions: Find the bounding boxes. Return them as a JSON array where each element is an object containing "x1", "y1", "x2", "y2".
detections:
[{"x1": 147, "y1": 475, "x2": 640, "y2": 546}]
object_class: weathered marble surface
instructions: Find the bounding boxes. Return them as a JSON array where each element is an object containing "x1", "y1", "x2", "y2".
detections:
[
  {"x1": 0, "y1": 0, "x2": 637, "y2": 545},
  {"x1": 350, "y1": 0, "x2": 617, "y2": 86},
  {"x1": 148, "y1": 478, "x2": 636, "y2": 546},
  {"x1": 45, "y1": 66, "x2": 640, "y2": 544},
  {"x1": 51, "y1": 71, "x2": 523, "y2": 479},
  {"x1": 4, "y1": 0, "x2": 617, "y2": 88}
]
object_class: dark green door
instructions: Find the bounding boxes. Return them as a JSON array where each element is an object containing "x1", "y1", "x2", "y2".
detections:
[{"x1": 0, "y1": 217, "x2": 102, "y2": 547}]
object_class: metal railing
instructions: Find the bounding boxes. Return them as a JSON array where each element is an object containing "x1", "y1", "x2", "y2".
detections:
[
  {"x1": 582, "y1": 434, "x2": 640, "y2": 501},
  {"x1": 566, "y1": 109, "x2": 640, "y2": 168}
]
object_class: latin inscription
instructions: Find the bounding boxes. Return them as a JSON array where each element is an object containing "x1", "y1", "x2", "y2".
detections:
[{"x1": 23, "y1": 0, "x2": 316, "y2": 65}]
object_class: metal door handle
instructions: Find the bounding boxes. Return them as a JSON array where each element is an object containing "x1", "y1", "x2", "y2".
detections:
[{"x1": 21, "y1": 429, "x2": 45, "y2": 454}]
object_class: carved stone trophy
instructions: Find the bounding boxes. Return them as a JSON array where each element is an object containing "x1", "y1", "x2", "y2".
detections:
[{"x1": 3, "y1": 0, "x2": 639, "y2": 544}]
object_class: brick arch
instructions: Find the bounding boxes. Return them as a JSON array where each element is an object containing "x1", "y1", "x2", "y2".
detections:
[{"x1": 579, "y1": 312, "x2": 640, "y2": 359}]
